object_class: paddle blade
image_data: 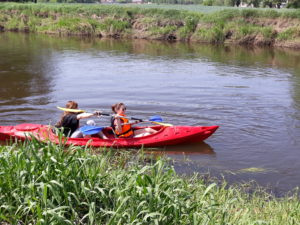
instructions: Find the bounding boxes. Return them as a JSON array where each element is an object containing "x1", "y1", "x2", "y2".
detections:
[
  {"x1": 80, "y1": 126, "x2": 104, "y2": 135},
  {"x1": 149, "y1": 115, "x2": 163, "y2": 122},
  {"x1": 57, "y1": 106, "x2": 85, "y2": 113},
  {"x1": 152, "y1": 121, "x2": 173, "y2": 127}
]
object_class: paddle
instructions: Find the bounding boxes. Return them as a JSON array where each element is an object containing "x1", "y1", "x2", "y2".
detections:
[
  {"x1": 57, "y1": 106, "x2": 85, "y2": 113},
  {"x1": 56, "y1": 106, "x2": 110, "y2": 116},
  {"x1": 133, "y1": 115, "x2": 173, "y2": 127},
  {"x1": 57, "y1": 107, "x2": 172, "y2": 126},
  {"x1": 80, "y1": 125, "x2": 104, "y2": 135}
]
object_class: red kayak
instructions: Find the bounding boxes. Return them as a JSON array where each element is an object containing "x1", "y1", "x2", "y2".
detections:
[{"x1": 0, "y1": 124, "x2": 218, "y2": 148}]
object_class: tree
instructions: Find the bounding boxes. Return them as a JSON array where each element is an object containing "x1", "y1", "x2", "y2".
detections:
[
  {"x1": 246, "y1": 0, "x2": 261, "y2": 7},
  {"x1": 262, "y1": 0, "x2": 273, "y2": 7},
  {"x1": 0, "y1": 0, "x2": 37, "y2": 2},
  {"x1": 287, "y1": 0, "x2": 300, "y2": 7}
]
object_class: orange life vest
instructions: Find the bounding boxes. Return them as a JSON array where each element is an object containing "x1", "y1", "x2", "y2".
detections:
[{"x1": 113, "y1": 114, "x2": 134, "y2": 138}]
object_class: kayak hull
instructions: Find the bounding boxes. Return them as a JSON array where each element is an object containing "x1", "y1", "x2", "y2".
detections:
[{"x1": 0, "y1": 124, "x2": 218, "y2": 148}]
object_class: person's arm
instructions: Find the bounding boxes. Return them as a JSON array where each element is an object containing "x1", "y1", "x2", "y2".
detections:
[
  {"x1": 122, "y1": 121, "x2": 140, "y2": 126},
  {"x1": 76, "y1": 112, "x2": 95, "y2": 120},
  {"x1": 114, "y1": 117, "x2": 123, "y2": 133}
]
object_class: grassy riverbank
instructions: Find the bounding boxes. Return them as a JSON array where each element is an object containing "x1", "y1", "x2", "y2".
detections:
[
  {"x1": 0, "y1": 141, "x2": 299, "y2": 224},
  {"x1": 1, "y1": 3, "x2": 300, "y2": 48}
]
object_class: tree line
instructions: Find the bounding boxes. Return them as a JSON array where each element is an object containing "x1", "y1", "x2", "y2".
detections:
[{"x1": 1, "y1": 0, "x2": 299, "y2": 8}]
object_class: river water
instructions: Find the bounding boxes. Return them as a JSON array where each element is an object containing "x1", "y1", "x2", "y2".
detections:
[{"x1": 1, "y1": 33, "x2": 300, "y2": 194}]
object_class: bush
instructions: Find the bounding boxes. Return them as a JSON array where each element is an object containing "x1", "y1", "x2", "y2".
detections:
[
  {"x1": 203, "y1": 0, "x2": 213, "y2": 5},
  {"x1": 260, "y1": 26, "x2": 274, "y2": 38},
  {"x1": 196, "y1": 25, "x2": 225, "y2": 43},
  {"x1": 287, "y1": 0, "x2": 300, "y2": 8},
  {"x1": 224, "y1": 0, "x2": 235, "y2": 6},
  {"x1": 185, "y1": 15, "x2": 199, "y2": 32}
]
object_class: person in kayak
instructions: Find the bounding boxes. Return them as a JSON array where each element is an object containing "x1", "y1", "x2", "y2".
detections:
[
  {"x1": 111, "y1": 102, "x2": 157, "y2": 138},
  {"x1": 56, "y1": 101, "x2": 107, "y2": 139}
]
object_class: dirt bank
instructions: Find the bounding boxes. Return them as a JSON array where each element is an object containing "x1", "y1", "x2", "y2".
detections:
[{"x1": 1, "y1": 3, "x2": 300, "y2": 48}]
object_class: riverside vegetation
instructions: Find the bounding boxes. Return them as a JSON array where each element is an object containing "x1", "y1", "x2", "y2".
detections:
[
  {"x1": 0, "y1": 139, "x2": 300, "y2": 224},
  {"x1": 1, "y1": 3, "x2": 300, "y2": 48}
]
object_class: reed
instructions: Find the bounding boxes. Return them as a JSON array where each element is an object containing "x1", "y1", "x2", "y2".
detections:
[{"x1": 0, "y1": 139, "x2": 299, "y2": 224}]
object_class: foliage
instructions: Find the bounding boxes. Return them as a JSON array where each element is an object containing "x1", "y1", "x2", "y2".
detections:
[
  {"x1": 202, "y1": 0, "x2": 239, "y2": 6},
  {"x1": 0, "y1": 3, "x2": 300, "y2": 45},
  {"x1": 195, "y1": 24, "x2": 225, "y2": 42},
  {"x1": 277, "y1": 27, "x2": 300, "y2": 40},
  {"x1": 1, "y1": 140, "x2": 300, "y2": 224},
  {"x1": 147, "y1": 0, "x2": 203, "y2": 4},
  {"x1": 143, "y1": 0, "x2": 285, "y2": 7},
  {"x1": 98, "y1": 18, "x2": 131, "y2": 33},
  {"x1": 0, "y1": 0, "x2": 37, "y2": 3},
  {"x1": 287, "y1": 0, "x2": 300, "y2": 8},
  {"x1": 185, "y1": 15, "x2": 199, "y2": 31}
]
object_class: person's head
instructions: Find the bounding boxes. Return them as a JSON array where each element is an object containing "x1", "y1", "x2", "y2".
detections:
[
  {"x1": 56, "y1": 100, "x2": 79, "y2": 127},
  {"x1": 65, "y1": 101, "x2": 78, "y2": 110},
  {"x1": 111, "y1": 102, "x2": 126, "y2": 114},
  {"x1": 63, "y1": 101, "x2": 79, "y2": 116}
]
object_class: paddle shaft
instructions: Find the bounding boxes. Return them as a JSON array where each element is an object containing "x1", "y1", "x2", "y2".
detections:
[
  {"x1": 89, "y1": 112, "x2": 144, "y2": 122},
  {"x1": 57, "y1": 106, "x2": 171, "y2": 125},
  {"x1": 99, "y1": 114, "x2": 173, "y2": 126},
  {"x1": 57, "y1": 108, "x2": 141, "y2": 120}
]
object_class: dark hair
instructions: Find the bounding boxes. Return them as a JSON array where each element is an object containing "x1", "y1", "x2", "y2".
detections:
[
  {"x1": 56, "y1": 101, "x2": 78, "y2": 127},
  {"x1": 111, "y1": 102, "x2": 125, "y2": 114}
]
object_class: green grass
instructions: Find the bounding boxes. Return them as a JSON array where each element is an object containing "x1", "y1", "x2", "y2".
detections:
[
  {"x1": 98, "y1": 18, "x2": 131, "y2": 33},
  {"x1": 150, "y1": 25, "x2": 177, "y2": 35},
  {"x1": 277, "y1": 27, "x2": 300, "y2": 40},
  {"x1": 195, "y1": 25, "x2": 225, "y2": 43},
  {"x1": 0, "y1": 140, "x2": 300, "y2": 224},
  {"x1": 1, "y1": 3, "x2": 300, "y2": 19},
  {"x1": 0, "y1": 3, "x2": 300, "y2": 45}
]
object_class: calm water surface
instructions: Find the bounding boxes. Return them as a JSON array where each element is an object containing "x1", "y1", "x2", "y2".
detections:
[{"x1": 1, "y1": 33, "x2": 300, "y2": 194}]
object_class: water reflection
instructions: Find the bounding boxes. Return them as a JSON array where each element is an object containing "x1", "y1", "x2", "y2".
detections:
[
  {"x1": 6, "y1": 33, "x2": 300, "y2": 71},
  {"x1": 0, "y1": 33, "x2": 55, "y2": 124},
  {"x1": 148, "y1": 141, "x2": 215, "y2": 156}
]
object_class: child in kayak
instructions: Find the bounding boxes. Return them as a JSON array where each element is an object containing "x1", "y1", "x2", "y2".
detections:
[
  {"x1": 56, "y1": 100, "x2": 107, "y2": 139},
  {"x1": 111, "y1": 102, "x2": 157, "y2": 138}
]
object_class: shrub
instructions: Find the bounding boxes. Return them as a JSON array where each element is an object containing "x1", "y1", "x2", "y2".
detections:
[
  {"x1": 260, "y1": 27, "x2": 274, "y2": 39},
  {"x1": 203, "y1": 0, "x2": 213, "y2": 5},
  {"x1": 99, "y1": 18, "x2": 130, "y2": 33},
  {"x1": 277, "y1": 28, "x2": 299, "y2": 40},
  {"x1": 185, "y1": 15, "x2": 199, "y2": 32},
  {"x1": 196, "y1": 25, "x2": 225, "y2": 43}
]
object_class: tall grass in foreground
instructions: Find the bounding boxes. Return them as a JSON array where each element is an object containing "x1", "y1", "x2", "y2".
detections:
[{"x1": 0, "y1": 140, "x2": 300, "y2": 224}]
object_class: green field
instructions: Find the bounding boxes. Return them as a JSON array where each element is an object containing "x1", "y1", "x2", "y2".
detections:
[
  {"x1": 85, "y1": 4, "x2": 233, "y2": 13},
  {"x1": 113, "y1": 3, "x2": 298, "y2": 13},
  {"x1": 28, "y1": 2, "x2": 300, "y2": 14}
]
